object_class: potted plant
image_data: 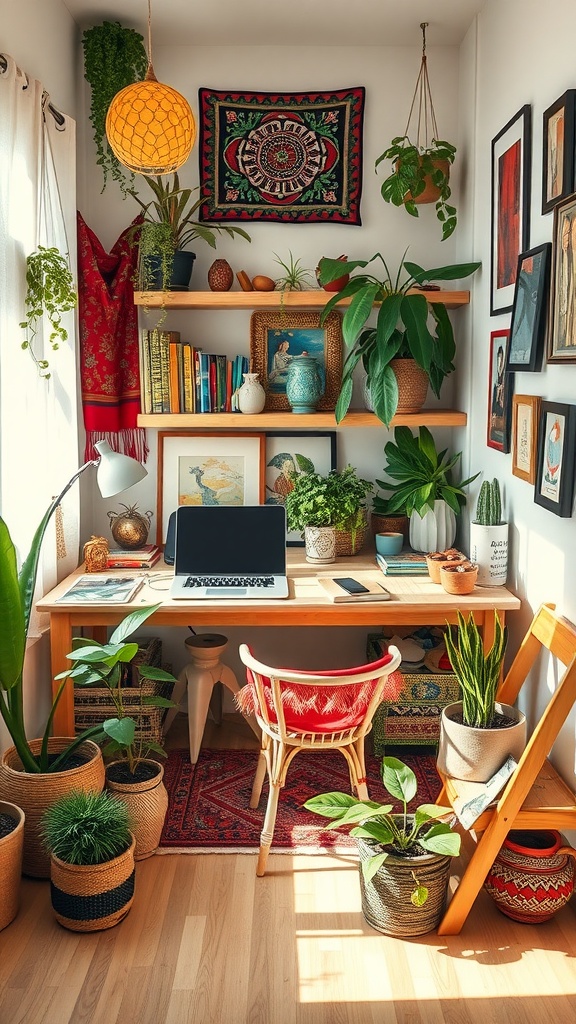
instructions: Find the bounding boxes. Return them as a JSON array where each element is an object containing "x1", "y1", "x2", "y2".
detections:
[
  {"x1": 375, "y1": 426, "x2": 479, "y2": 553},
  {"x1": 370, "y1": 493, "x2": 410, "y2": 545},
  {"x1": 41, "y1": 789, "x2": 135, "y2": 932},
  {"x1": 0, "y1": 801, "x2": 25, "y2": 931},
  {"x1": 304, "y1": 756, "x2": 461, "y2": 936},
  {"x1": 285, "y1": 465, "x2": 373, "y2": 563},
  {"x1": 375, "y1": 137, "x2": 457, "y2": 239},
  {"x1": 317, "y1": 253, "x2": 480, "y2": 426},
  {"x1": 20, "y1": 245, "x2": 77, "y2": 379},
  {"x1": 437, "y1": 611, "x2": 527, "y2": 783},
  {"x1": 469, "y1": 479, "x2": 509, "y2": 586},
  {"x1": 129, "y1": 173, "x2": 251, "y2": 292},
  {"x1": 57, "y1": 606, "x2": 178, "y2": 860},
  {"x1": 274, "y1": 251, "x2": 314, "y2": 291}
]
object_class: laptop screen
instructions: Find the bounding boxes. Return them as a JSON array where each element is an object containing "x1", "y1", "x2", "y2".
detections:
[{"x1": 174, "y1": 505, "x2": 287, "y2": 575}]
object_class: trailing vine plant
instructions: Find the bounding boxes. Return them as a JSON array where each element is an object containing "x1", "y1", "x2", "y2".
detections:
[
  {"x1": 82, "y1": 21, "x2": 148, "y2": 195},
  {"x1": 20, "y1": 246, "x2": 77, "y2": 379}
]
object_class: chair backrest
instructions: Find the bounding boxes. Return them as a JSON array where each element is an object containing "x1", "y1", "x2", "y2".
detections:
[{"x1": 237, "y1": 644, "x2": 402, "y2": 738}]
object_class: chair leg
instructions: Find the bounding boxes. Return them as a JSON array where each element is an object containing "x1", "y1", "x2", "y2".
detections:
[
  {"x1": 350, "y1": 738, "x2": 369, "y2": 800},
  {"x1": 250, "y1": 747, "x2": 268, "y2": 809}
]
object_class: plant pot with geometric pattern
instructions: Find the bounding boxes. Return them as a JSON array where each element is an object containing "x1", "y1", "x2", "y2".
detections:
[{"x1": 484, "y1": 829, "x2": 576, "y2": 923}]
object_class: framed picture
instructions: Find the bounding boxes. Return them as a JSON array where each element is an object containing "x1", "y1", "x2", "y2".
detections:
[
  {"x1": 157, "y1": 431, "x2": 265, "y2": 544},
  {"x1": 534, "y1": 401, "x2": 576, "y2": 517},
  {"x1": 250, "y1": 310, "x2": 343, "y2": 412},
  {"x1": 507, "y1": 243, "x2": 551, "y2": 371},
  {"x1": 512, "y1": 395, "x2": 541, "y2": 483},
  {"x1": 487, "y1": 329, "x2": 514, "y2": 452},
  {"x1": 265, "y1": 431, "x2": 337, "y2": 545},
  {"x1": 547, "y1": 191, "x2": 576, "y2": 362},
  {"x1": 542, "y1": 90, "x2": 576, "y2": 214},
  {"x1": 490, "y1": 105, "x2": 532, "y2": 315}
]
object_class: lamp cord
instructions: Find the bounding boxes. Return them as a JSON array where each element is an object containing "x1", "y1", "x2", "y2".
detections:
[{"x1": 145, "y1": 0, "x2": 158, "y2": 82}]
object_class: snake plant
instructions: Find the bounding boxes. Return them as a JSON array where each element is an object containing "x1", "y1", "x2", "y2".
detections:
[{"x1": 444, "y1": 610, "x2": 508, "y2": 728}]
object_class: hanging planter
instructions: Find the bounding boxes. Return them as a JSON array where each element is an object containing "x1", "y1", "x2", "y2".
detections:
[{"x1": 375, "y1": 23, "x2": 457, "y2": 239}]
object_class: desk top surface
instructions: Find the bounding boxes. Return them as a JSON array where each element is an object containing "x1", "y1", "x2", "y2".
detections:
[{"x1": 37, "y1": 548, "x2": 521, "y2": 622}]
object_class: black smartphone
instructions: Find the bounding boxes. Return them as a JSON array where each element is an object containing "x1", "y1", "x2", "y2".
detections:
[{"x1": 333, "y1": 577, "x2": 370, "y2": 595}]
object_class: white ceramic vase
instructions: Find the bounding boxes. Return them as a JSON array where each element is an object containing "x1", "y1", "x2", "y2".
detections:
[
  {"x1": 238, "y1": 373, "x2": 265, "y2": 414},
  {"x1": 304, "y1": 525, "x2": 336, "y2": 564},
  {"x1": 409, "y1": 500, "x2": 457, "y2": 553},
  {"x1": 469, "y1": 522, "x2": 509, "y2": 586}
]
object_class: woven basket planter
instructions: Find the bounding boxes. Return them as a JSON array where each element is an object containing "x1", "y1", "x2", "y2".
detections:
[
  {"x1": 106, "y1": 760, "x2": 168, "y2": 860},
  {"x1": 357, "y1": 831, "x2": 452, "y2": 936},
  {"x1": 391, "y1": 358, "x2": 429, "y2": 414},
  {"x1": 0, "y1": 739, "x2": 105, "y2": 878},
  {"x1": 0, "y1": 801, "x2": 25, "y2": 931},
  {"x1": 49, "y1": 835, "x2": 136, "y2": 932},
  {"x1": 334, "y1": 515, "x2": 368, "y2": 556}
]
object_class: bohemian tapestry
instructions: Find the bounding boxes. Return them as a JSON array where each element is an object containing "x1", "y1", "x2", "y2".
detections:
[{"x1": 198, "y1": 87, "x2": 365, "y2": 224}]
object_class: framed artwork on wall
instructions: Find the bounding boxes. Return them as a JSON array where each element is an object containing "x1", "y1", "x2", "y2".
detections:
[
  {"x1": 534, "y1": 401, "x2": 576, "y2": 517},
  {"x1": 542, "y1": 90, "x2": 576, "y2": 214},
  {"x1": 156, "y1": 431, "x2": 265, "y2": 544},
  {"x1": 512, "y1": 394, "x2": 541, "y2": 483},
  {"x1": 250, "y1": 310, "x2": 343, "y2": 412},
  {"x1": 490, "y1": 105, "x2": 532, "y2": 315},
  {"x1": 547, "y1": 191, "x2": 576, "y2": 362},
  {"x1": 265, "y1": 431, "x2": 337, "y2": 545},
  {"x1": 507, "y1": 243, "x2": 551, "y2": 371},
  {"x1": 487, "y1": 329, "x2": 514, "y2": 452}
]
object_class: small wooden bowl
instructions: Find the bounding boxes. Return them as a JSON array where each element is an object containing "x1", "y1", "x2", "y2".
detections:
[
  {"x1": 426, "y1": 549, "x2": 466, "y2": 584},
  {"x1": 439, "y1": 561, "x2": 478, "y2": 595}
]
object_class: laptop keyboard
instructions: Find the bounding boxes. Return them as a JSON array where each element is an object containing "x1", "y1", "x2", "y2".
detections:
[{"x1": 184, "y1": 576, "x2": 275, "y2": 588}]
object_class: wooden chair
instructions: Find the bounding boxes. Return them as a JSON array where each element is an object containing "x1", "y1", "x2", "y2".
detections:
[
  {"x1": 237, "y1": 644, "x2": 402, "y2": 876},
  {"x1": 436, "y1": 603, "x2": 576, "y2": 935}
]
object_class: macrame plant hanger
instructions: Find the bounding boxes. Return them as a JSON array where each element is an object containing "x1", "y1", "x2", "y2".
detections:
[{"x1": 403, "y1": 23, "x2": 440, "y2": 151}]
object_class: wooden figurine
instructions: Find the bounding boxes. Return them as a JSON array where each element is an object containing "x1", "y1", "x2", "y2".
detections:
[{"x1": 83, "y1": 535, "x2": 109, "y2": 572}]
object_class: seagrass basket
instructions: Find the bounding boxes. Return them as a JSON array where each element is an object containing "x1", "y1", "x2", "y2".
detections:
[
  {"x1": 0, "y1": 801, "x2": 25, "y2": 931},
  {"x1": 334, "y1": 514, "x2": 368, "y2": 556},
  {"x1": 391, "y1": 358, "x2": 429, "y2": 414},
  {"x1": 106, "y1": 760, "x2": 168, "y2": 860},
  {"x1": 49, "y1": 835, "x2": 136, "y2": 932}
]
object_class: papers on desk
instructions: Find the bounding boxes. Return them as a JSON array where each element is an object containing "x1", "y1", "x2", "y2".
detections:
[{"x1": 57, "y1": 575, "x2": 145, "y2": 604}]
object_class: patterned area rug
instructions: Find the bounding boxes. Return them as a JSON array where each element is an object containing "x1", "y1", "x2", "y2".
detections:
[{"x1": 158, "y1": 747, "x2": 441, "y2": 854}]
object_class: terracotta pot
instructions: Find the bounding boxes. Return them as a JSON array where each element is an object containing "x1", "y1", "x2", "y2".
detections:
[
  {"x1": 484, "y1": 830, "x2": 576, "y2": 923},
  {"x1": 437, "y1": 701, "x2": 527, "y2": 783},
  {"x1": 0, "y1": 801, "x2": 25, "y2": 931},
  {"x1": 439, "y1": 562, "x2": 478, "y2": 594},
  {"x1": 405, "y1": 158, "x2": 450, "y2": 205},
  {"x1": 106, "y1": 760, "x2": 168, "y2": 861},
  {"x1": 426, "y1": 549, "x2": 466, "y2": 584}
]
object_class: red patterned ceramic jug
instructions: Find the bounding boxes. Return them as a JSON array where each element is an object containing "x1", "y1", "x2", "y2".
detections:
[{"x1": 484, "y1": 829, "x2": 576, "y2": 923}]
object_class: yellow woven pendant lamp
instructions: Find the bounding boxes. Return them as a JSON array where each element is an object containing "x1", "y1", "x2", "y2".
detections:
[{"x1": 105, "y1": 0, "x2": 196, "y2": 175}]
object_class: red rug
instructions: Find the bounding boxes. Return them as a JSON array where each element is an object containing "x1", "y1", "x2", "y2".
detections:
[{"x1": 158, "y1": 747, "x2": 441, "y2": 854}]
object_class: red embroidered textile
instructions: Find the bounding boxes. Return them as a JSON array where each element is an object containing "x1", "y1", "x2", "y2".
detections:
[{"x1": 77, "y1": 212, "x2": 148, "y2": 463}]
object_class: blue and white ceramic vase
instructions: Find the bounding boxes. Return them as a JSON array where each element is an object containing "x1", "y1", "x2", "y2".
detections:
[{"x1": 286, "y1": 356, "x2": 323, "y2": 414}]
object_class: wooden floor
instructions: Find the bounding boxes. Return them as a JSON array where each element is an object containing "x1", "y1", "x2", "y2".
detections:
[{"x1": 2, "y1": 714, "x2": 576, "y2": 1024}]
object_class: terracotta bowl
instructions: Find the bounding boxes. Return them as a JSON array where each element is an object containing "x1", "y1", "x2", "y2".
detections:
[
  {"x1": 439, "y1": 561, "x2": 479, "y2": 595},
  {"x1": 426, "y1": 549, "x2": 466, "y2": 584}
]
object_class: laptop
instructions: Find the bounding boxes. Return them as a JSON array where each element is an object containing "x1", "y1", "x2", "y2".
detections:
[{"x1": 169, "y1": 505, "x2": 289, "y2": 600}]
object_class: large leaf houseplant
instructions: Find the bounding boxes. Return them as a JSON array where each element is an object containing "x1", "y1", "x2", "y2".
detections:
[{"x1": 318, "y1": 254, "x2": 480, "y2": 427}]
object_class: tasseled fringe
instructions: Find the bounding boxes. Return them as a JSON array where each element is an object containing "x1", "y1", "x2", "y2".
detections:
[
  {"x1": 235, "y1": 671, "x2": 405, "y2": 719},
  {"x1": 84, "y1": 429, "x2": 149, "y2": 465}
]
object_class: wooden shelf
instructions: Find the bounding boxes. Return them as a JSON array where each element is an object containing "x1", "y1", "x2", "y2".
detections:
[
  {"x1": 137, "y1": 409, "x2": 467, "y2": 429},
  {"x1": 133, "y1": 288, "x2": 470, "y2": 311}
]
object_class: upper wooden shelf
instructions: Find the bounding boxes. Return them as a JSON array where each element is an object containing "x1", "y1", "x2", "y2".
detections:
[
  {"x1": 136, "y1": 409, "x2": 467, "y2": 429},
  {"x1": 133, "y1": 289, "x2": 470, "y2": 311}
]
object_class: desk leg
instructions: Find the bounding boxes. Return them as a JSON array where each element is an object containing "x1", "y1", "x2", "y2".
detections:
[{"x1": 50, "y1": 613, "x2": 75, "y2": 736}]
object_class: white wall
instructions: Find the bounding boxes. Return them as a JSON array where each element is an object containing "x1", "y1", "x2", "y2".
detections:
[{"x1": 459, "y1": 0, "x2": 576, "y2": 795}]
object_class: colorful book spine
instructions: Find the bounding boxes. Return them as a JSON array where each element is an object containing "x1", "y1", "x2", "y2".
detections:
[
  {"x1": 182, "y1": 343, "x2": 194, "y2": 413},
  {"x1": 168, "y1": 340, "x2": 180, "y2": 414},
  {"x1": 149, "y1": 328, "x2": 164, "y2": 414}
]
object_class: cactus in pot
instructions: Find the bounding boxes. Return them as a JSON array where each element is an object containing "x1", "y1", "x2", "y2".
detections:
[
  {"x1": 469, "y1": 478, "x2": 509, "y2": 586},
  {"x1": 475, "y1": 479, "x2": 502, "y2": 526}
]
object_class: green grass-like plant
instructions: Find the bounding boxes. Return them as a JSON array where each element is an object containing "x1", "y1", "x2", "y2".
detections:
[
  {"x1": 444, "y1": 610, "x2": 508, "y2": 728},
  {"x1": 41, "y1": 789, "x2": 132, "y2": 865}
]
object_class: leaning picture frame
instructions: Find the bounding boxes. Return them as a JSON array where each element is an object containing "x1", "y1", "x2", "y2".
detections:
[
  {"x1": 156, "y1": 431, "x2": 265, "y2": 545},
  {"x1": 547, "y1": 191, "x2": 576, "y2": 362},
  {"x1": 491, "y1": 105, "x2": 532, "y2": 315},
  {"x1": 512, "y1": 394, "x2": 541, "y2": 483},
  {"x1": 250, "y1": 310, "x2": 343, "y2": 412},
  {"x1": 507, "y1": 243, "x2": 551, "y2": 371},
  {"x1": 487, "y1": 329, "x2": 514, "y2": 452},
  {"x1": 265, "y1": 431, "x2": 337, "y2": 545},
  {"x1": 542, "y1": 90, "x2": 576, "y2": 215},
  {"x1": 534, "y1": 401, "x2": 576, "y2": 517}
]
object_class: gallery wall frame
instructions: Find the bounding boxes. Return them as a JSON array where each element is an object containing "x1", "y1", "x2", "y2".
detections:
[
  {"x1": 487, "y1": 329, "x2": 514, "y2": 453},
  {"x1": 507, "y1": 243, "x2": 551, "y2": 372},
  {"x1": 547, "y1": 191, "x2": 576, "y2": 362},
  {"x1": 250, "y1": 310, "x2": 343, "y2": 412},
  {"x1": 542, "y1": 90, "x2": 576, "y2": 215},
  {"x1": 490, "y1": 105, "x2": 532, "y2": 315},
  {"x1": 511, "y1": 394, "x2": 541, "y2": 484},
  {"x1": 265, "y1": 431, "x2": 337, "y2": 545},
  {"x1": 534, "y1": 401, "x2": 576, "y2": 517},
  {"x1": 156, "y1": 431, "x2": 265, "y2": 545}
]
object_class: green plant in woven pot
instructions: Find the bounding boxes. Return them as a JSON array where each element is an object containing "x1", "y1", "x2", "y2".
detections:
[
  {"x1": 317, "y1": 253, "x2": 480, "y2": 427},
  {"x1": 469, "y1": 478, "x2": 509, "y2": 586},
  {"x1": 437, "y1": 611, "x2": 526, "y2": 783},
  {"x1": 285, "y1": 465, "x2": 373, "y2": 563},
  {"x1": 305, "y1": 756, "x2": 461, "y2": 936},
  {"x1": 41, "y1": 789, "x2": 135, "y2": 932}
]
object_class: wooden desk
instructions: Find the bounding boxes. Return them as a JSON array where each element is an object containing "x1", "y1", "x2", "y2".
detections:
[{"x1": 37, "y1": 549, "x2": 521, "y2": 735}]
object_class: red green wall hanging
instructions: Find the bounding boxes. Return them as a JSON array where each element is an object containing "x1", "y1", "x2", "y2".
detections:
[{"x1": 198, "y1": 86, "x2": 365, "y2": 224}]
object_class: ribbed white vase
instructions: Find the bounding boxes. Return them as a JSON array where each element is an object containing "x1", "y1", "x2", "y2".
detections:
[{"x1": 409, "y1": 500, "x2": 457, "y2": 553}]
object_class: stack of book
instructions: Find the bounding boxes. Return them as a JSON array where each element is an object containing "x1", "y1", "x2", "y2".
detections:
[
  {"x1": 139, "y1": 328, "x2": 250, "y2": 415},
  {"x1": 106, "y1": 544, "x2": 161, "y2": 569},
  {"x1": 375, "y1": 551, "x2": 428, "y2": 576}
]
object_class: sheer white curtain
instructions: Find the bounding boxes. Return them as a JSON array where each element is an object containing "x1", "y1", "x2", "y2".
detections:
[{"x1": 0, "y1": 53, "x2": 79, "y2": 636}]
